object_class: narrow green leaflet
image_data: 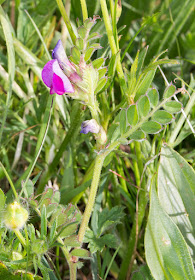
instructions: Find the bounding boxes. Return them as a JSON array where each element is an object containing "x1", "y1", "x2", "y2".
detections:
[
  {"x1": 129, "y1": 130, "x2": 145, "y2": 141},
  {"x1": 95, "y1": 77, "x2": 107, "y2": 93},
  {"x1": 147, "y1": 88, "x2": 159, "y2": 107},
  {"x1": 158, "y1": 146, "x2": 195, "y2": 256},
  {"x1": 78, "y1": 26, "x2": 87, "y2": 39},
  {"x1": 152, "y1": 110, "x2": 172, "y2": 124},
  {"x1": 135, "y1": 69, "x2": 156, "y2": 101},
  {"x1": 145, "y1": 185, "x2": 194, "y2": 280},
  {"x1": 127, "y1": 105, "x2": 138, "y2": 126},
  {"x1": 92, "y1": 57, "x2": 105, "y2": 69},
  {"x1": 137, "y1": 95, "x2": 150, "y2": 117},
  {"x1": 163, "y1": 84, "x2": 176, "y2": 99},
  {"x1": 120, "y1": 110, "x2": 127, "y2": 135},
  {"x1": 164, "y1": 101, "x2": 182, "y2": 113},
  {"x1": 75, "y1": 38, "x2": 84, "y2": 50},
  {"x1": 141, "y1": 121, "x2": 161, "y2": 134}
]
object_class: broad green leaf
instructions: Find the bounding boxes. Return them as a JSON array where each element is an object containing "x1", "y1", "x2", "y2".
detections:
[
  {"x1": 164, "y1": 84, "x2": 176, "y2": 99},
  {"x1": 152, "y1": 110, "x2": 172, "y2": 124},
  {"x1": 164, "y1": 101, "x2": 182, "y2": 113},
  {"x1": 120, "y1": 110, "x2": 127, "y2": 135},
  {"x1": 141, "y1": 121, "x2": 161, "y2": 134},
  {"x1": 95, "y1": 77, "x2": 107, "y2": 93},
  {"x1": 137, "y1": 96, "x2": 150, "y2": 117},
  {"x1": 127, "y1": 105, "x2": 138, "y2": 126},
  {"x1": 131, "y1": 265, "x2": 154, "y2": 280},
  {"x1": 129, "y1": 130, "x2": 145, "y2": 141},
  {"x1": 147, "y1": 88, "x2": 159, "y2": 107},
  {"x1": 145, "y1": 185, "x2": 194, "y2": 280},
  {"x1": 158, "y1": 146, "x2": 195, "y2": 256},
  {"x1": 71, "y1": 248, "x2": 90, "y2": 259}
]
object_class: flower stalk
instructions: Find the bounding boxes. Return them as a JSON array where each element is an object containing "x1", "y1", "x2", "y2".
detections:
[{"x1": 78, "y1": 152, "x2": 106, "y2": 243}]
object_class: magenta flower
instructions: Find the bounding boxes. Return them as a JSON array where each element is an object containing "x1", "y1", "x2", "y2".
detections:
[
  {"x1": 42, "y1": 59, "x2": 74, "y2": 95},
  {"x1": 52, "y1": 40, "x2": 82, "y2": 84}
]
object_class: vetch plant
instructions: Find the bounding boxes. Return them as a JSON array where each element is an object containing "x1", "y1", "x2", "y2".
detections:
[{"x1": 0, "y1": 0, "x2": 194, "y2": 279}]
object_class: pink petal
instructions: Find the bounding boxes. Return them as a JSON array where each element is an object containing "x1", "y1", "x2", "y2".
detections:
[
  {"x1": 52, "y1": 61, "x2": 74, "y2": 93},
  {"x1": 52, "y1": 73, "x2": 65, "y2": 95},
  {"x1": 42, "y1": 60, "x2": 55, "y2": 88}
]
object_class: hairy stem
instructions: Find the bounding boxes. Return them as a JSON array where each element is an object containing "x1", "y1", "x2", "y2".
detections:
[{"x1": 78, "y1": 152, "x2": 106, "y2": 243}]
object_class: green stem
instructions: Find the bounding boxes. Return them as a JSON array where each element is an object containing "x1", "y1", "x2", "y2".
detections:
[
  {"x1": 78, "y1": 152, "x2": 106, "y2": 243},
  {"x1": 100, "y1": 0, "x2": 125, "y2": 83},
  {"x1": 80, "y1": 0, "x2": 88, "y2": 21},
  {"x1": 168, "y1": 90, "x2": 195, "y2": 146},
  {"x1": 56, "y1": 0, "x2": 77, "y2": 44},
  {"x1": 13, "y1": 229, "x2": 26, "y2": 247},
  {"x1": 0, "y1": 161, "x2": 18, "y2": 200},
  {"x1": 61, "y1": 246, "x2": 77, "y2": 280},
  {"x1": 78, "y1": 140, "x2": 120, "y2": 243}
]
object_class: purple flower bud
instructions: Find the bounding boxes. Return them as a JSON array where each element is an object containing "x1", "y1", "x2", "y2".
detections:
[
  {"x1": 80, "y1": 119, "x2": 100, "y2": 134},
  {"x1": 52, "y1": 40, "x2": 82, "y2": 83},
  {"x1": 42, "y1": 59, "x2": 74, "y2": 95}
]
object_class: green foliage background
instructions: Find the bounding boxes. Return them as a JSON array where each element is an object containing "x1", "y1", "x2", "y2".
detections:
[{"x1": 0, "y1": 0, "x2": 194, "y2": 279}]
